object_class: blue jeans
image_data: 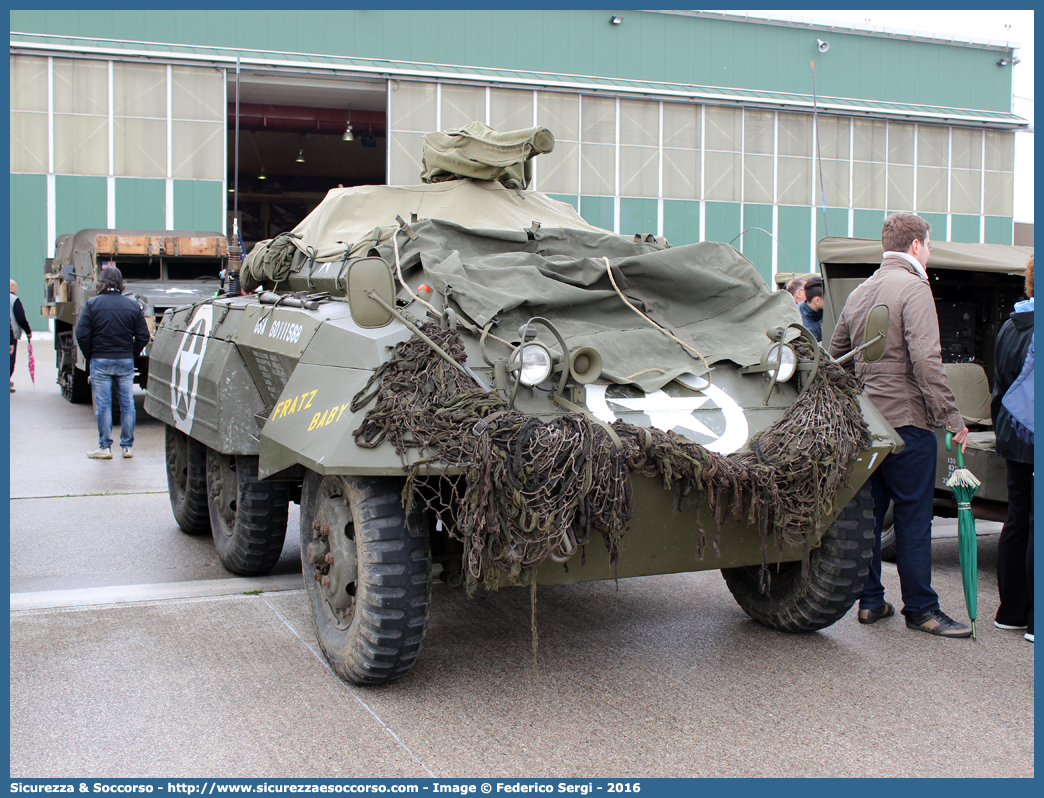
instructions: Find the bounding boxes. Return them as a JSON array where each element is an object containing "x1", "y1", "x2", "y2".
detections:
[
  {"x1": 860, "y1": 426, "x2": 940, "y2": 617},
  {"x1": 90, "y1": 358, "x2": 135, "y2": 450}
]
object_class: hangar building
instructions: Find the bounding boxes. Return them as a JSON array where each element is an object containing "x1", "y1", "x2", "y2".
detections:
[{"x1": 10, "y1": 10, "x2": 1028, "y2": 328}]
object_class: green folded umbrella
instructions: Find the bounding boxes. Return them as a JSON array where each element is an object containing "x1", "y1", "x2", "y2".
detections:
[{"x1": 945, "y1": 432, "x2": 981, "y2": 639}]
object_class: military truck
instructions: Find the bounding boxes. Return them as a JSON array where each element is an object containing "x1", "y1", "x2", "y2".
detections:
[
  {"x1": 41, "y1": 228, "x2": 228, "y2": 402},
  {"x1": 817, "y1": 236, "x2": 1032, "y2": 557},
  {"x1": 145, "y1": 126, "x2": 902, "y2": 685}
]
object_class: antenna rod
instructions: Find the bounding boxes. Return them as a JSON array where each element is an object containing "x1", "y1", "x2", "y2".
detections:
[
  {"x1": 811, "y1": 61, "x2": 828, "y2": 237},
  {"x1": 233, "y1": 56, "x2": 241, "y2": 225}
]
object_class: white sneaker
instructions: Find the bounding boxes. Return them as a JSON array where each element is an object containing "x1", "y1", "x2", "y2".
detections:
[
  {"x1": 1026, "y1": 632, "x2": 1035, "y2": 643},
  {"x1": 87, "y1": 448, "x2": 113, "y2": 460},
  {"x1": 994, "y1": 620, "x2": 1028, "y2": 631},
  {"x1": 122, "y1": 448, "x2": 134, "y2": 459}
]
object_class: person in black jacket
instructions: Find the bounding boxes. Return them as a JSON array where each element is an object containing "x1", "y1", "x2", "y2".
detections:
[
  {"x1": 10, "y1": 279, "x2": 33, "y2": 392},
  {"x1": 991, "y1": 254, "x2": 1034, "y2": 643},
  {"x1": 798, "y1": 276, "x2": 824, "y2": 341},
  {"x1": 75, "y1": 266, "x2": 151, "y2": 460}
]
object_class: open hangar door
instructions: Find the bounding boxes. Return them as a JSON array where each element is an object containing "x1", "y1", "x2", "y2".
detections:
[{"x1": 227, "y1": 73, "x2": 387, "y2": 251}]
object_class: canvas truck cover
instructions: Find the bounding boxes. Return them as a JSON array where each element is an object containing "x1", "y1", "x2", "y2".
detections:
[
  {"x1": 817, "y1": 236, "x2": 1032, "y2": 274},
  {"x1": 52, "y1": 228, "x2": 227, "y2": 274},
  {"x1": 420, "y1": 122, "x2": 554, "y2": 189}
]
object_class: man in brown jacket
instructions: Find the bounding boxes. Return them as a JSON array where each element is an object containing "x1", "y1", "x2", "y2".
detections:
[{"x1": 829, "y1": 213, "x2": 971, "y2": 637}]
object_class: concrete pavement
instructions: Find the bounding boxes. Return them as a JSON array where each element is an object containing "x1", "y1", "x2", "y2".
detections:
[{"x1": 9, "y1": 334, "x2": 1034, "y2": 778}]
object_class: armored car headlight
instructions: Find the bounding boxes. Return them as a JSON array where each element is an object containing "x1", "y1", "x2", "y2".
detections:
[
  {"x1": 511, "y1": 343, "x2": 554, "y2": 386},
  {"x1": 764, "y1": 342, "x2": 797, "y2": 382}
]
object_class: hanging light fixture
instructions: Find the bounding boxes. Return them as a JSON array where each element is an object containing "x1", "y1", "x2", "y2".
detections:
[
  {"x1": 343, "y1": 104, "x2": 354, "y2": 141},
  {"x1": 295, "y1": 135, "x2": 306, "y2": 163},
  {"x1": 258, "y1": 164, "x2": 266, "y2": 180}
]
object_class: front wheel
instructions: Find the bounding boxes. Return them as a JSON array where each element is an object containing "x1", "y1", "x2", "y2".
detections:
[
  {"x1": 206, "y1": 450, "x2": 289, "y2": 575},
  {"x1": 721, "y1": 484, "x2": 875, "y2": 632},
  {"x1": 300, "y1": 472, "x2": 432, "y2": 686}
]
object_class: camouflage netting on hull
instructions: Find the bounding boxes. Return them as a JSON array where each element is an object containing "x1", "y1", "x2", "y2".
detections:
[{"x1": 351, "y1": 327, "x2": 871, "y2": 593}]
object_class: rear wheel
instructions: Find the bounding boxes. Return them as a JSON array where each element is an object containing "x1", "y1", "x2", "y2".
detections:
[
  {"x1": 206, "y1": 450, "x2": 289, "y2": 575},
  {"x1": 61, "y1": 365, "x2": 91, "y2": 404},
  {"x1": 56, "y1": 331, "x2": 91, "y2": 403},
  {"x1": 721, "y1": 484, "x2": 875, "y2": 632},
  {"x1": 164, "y1": 425, "x2": 210, "y2": 534},
  {"x1": 300, "y1": 472, "x2": 432, "y2": 685}
]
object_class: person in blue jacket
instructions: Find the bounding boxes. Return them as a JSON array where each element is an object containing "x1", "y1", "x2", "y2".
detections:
[
  {"x1": 798, "y1": 276, "x2": 825, "y2": 341},
  {"x1": 75, "y1": 266, "x2": 151, "y2": 460},
  {"x1": 991, "y1": 254, "x2": 1034, "y2": 643}
]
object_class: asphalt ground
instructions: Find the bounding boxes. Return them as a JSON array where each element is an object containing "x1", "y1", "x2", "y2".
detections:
[{"x1": 8, "y1": 334, "x2": 1034, "y2": 778}]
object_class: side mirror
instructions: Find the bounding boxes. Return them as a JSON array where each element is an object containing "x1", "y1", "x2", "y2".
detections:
[
  {"x1": 862, "y1": 303, "x2": 889, "y2": 363},
  {"x1": 346, "y1": 257, "x2": 395, "y2": 328}
]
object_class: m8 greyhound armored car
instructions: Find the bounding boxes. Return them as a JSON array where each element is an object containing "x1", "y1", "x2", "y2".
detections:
[{"x1": 145, "y1": 126, "x2": 900, "y2": 684}]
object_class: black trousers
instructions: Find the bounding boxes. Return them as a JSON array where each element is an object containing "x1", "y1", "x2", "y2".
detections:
[
  {"x1": 9, "y1": 337, "x2": 16, "y2": 378},
  {"x1": 995, "y1": 459, "x2": 1034, "y2": 634}
]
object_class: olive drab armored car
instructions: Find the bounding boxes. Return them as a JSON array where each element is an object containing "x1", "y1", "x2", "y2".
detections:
[
  {"x1": 41, "y1": 228, "x2": 228, "y2": 402},
  {"x1": 146, "y1": 125, "x2": 902, "y2": 685}
]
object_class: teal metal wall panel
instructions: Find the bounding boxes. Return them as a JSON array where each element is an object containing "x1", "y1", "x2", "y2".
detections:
[
  {"x1": 950, "y1": 214, "x2": 981, "y2": 244},
  {"x1": 115, "y1": 178, "x2": 165, "y2": 230},
  {"x1": 9, "y1": 10, "x2": 1015, "y2": 113},
  {"x1": 777, "y1": 205, "x2": 812, "y2": 272},
  {"x1": 984, "y1": 216, "x2": 1013, "y2": 245},
  {"x1": 740, "y1": 204, "x2": 774, "y2": 285},
  {"x1": 918, "y1": 212, "x2": 947, "y2": 241},
  {"x1": 173, "y1": 180, "x2": 225, "y2": 232},
  {"x1": 854, "y1": 209, "x2": 886, "y2": 241},
  {"x1": 663, "y1": 200, "x2": 700, "y2": 247},
  {"x1": 579, "y1": 196, "x2": 614, "y2": 232},
  {"x1": 56, "y1": 175, "x2": 106, "y2": 238},
  {"x1": 704, "y1": 202, "x2": 741, "y2": 247},
  {"x1": 547, "y1": 194, "x2": 579, "y2": 212},
  {"x1": 620, "y1": 198, "x2": 657, "y2": 239},
  {"x1": 815, "y1": 208, "x2": 849, "y2": 245},
  {"x1": 9, "y1": 174, "x2": 48, "y2": 330}
]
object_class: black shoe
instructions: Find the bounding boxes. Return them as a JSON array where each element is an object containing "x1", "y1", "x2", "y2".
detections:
[
  {"x1": 858, "y1": 602, "x2": 894, "y2": 625},
  {"x1": 906, "y1": 609, "x2": 972, "y2": 638}
]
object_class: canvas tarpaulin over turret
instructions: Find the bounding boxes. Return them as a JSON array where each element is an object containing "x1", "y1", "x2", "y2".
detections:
[
  {"x1": 377, "y1": 220, "x2": 800, "y2": 393},
  {"x1": 267, "y1": 179, "x2": 612, "y2": 265},
  {"x1": 420, "y1": 122, "x2": 554, "y2": 189}
]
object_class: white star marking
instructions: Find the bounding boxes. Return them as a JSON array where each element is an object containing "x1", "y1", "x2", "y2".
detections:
[
  {"x1": 585, "y1": 373, "x2": 750, "y2": 455},
  {"x1": 175, "y1": 351, "x2": 200, "y2": 398},
  {"x1": 609, "y1": 390, "x2": 716, "y2": 438}
]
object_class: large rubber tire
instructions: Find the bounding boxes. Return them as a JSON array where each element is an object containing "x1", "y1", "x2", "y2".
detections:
[
  {"x1": 164, "y1": 425, "x2": 210, "y2": 535},
  {"x1": 300, "y1": 472, "x2": 432, "y2": 686},
  {"x1": 61, "y1": 365, "x2": 92, "y2": 404},
  {"x1": 721, "y1": 484, "x2": 875, "y2": 632},
  {"x1": 880, "y1": 502, "x2": 897, "y2": 562},
  {"x1": 206, "y1": 450, "x2": 289, "y2": 575}
]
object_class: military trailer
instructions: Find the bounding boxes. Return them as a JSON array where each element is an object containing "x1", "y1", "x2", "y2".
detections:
[
  {"x1": 146, "y1": 126, "x2": 902, "y2": 685},
  {"x1": 817, "y1": 236, "x2": 1032, "y2": 556},
  {"x1": 41, "y1": 228, "x2": 228, "y2": 402}
]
